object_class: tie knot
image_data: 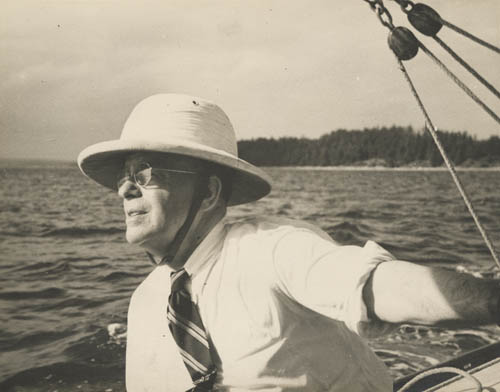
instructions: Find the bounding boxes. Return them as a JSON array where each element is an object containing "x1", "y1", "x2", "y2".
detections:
[{"x1": 170, "y1": 268, "x2": 190, "y2": 292}]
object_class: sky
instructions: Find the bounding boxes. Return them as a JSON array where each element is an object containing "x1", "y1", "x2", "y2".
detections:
[{"x1": 1, "y1": 0, "x2": 499, "y2": 161}]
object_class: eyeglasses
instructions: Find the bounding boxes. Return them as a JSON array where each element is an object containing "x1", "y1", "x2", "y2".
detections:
[{"x1": 117, "y1": 162, "x2": 198, "y2": 190}]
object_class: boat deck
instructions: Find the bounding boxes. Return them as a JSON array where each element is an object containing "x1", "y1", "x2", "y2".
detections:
[
  {"x1": 428, "y1": 357, "x2": 500, "y2": 391},
  {"x1": 394, "y1": 342, "x2": 500, "y2": 392}
]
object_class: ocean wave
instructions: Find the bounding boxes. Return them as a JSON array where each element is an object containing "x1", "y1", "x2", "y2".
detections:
[
  {"x1": 370, "y1": 323, "x2": 500, "y2": 378},
  {"x1": 0, "y1": 287, "x2": 66, "y2": 300},
  {"x1": 277, "y1": 202, "x2": 293, "y2": 216},
  {"x1": 0, "y1": 204, "x2": 22, "y2": 213},
  {"x1": 334, "y1": 209, "x2": 365, "y2": 219},
  {"x1": 325, "y1": 221, "x2": 373, "y2": 245},
  {"x1": 0, "y1": 230, "x2": 32, "y2": 237},
  {"x1": 107, "y1": 323, "x2": 127, "y2": 344},
  {"x1": 375, "y1": 348, "x2": 441, "y2": 378},
  {"x1": 304, "y1": 212, "x2": 327, "y2": 221},
  {"x1": 0, "y1": 226, "x2": 124, "y2": 238},
  {"x1": 33, "y1": 297, "x2": 106, "y2": 312},
  {"x1": 10, "y1": 260, "x2": 73, "y2": 279},
  {"x1": 13, "y1": 261, "x2": 56, "y2": 272},
  {"x1": 40, "y1": 227, "x2": 124, "y2": 238},
  {"x1": 455, "y1": 265, "x2": 500, "y2": 279},
  {"x1": 99, "y1": 271, "x2": 146, "y2": 282},
  {"x1": 1, "y1": 330, "x2": 74, "y2": 352},
  {"x1": 14, "y1": 257, "x2": 107, "y2": 274},
  {"x1": 0, "y1": 361, "x2": 125, "y2": 392}
]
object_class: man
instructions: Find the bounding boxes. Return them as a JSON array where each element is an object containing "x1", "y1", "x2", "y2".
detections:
[{"x1": 78, "y1": 94, "x2": 500, "y2": 391}]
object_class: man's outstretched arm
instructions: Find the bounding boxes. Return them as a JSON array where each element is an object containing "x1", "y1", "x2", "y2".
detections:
[{"x1": 363, "y1": 260, "x2": 500, "y2": 327}]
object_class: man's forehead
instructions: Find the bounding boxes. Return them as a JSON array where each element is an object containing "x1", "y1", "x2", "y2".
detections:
[{"x1": 123, "y1": 152, "x2": 204, "y2": 171}]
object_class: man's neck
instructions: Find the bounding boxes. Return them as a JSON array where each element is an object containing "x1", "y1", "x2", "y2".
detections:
[{"x1": 167, "y1": 206, "x2": 226, "y2": 271}]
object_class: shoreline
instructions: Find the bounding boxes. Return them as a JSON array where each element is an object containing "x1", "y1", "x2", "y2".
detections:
[
  {"x1": 1, "y1": 159, "x2": 499, "y2": 172},
  {"x1": 267, "y1": 166, "x2": 500, "y2": 171}
]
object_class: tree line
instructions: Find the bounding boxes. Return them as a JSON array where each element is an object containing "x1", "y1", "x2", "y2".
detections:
[{"x1": 237, "y1": 126, "x2": 500, "y2": 167}]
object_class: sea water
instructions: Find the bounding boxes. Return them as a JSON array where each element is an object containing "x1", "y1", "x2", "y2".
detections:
[{"x1": 1, "y1": 161, "x2": 499, "y2": 391}]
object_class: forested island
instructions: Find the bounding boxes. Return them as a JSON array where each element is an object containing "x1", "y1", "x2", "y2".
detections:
[{"x1": 238, "y1": 126, "x2": 500, "y2": 168}]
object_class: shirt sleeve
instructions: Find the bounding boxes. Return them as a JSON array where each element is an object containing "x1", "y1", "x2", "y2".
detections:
[{"x1": 272, "y1": 228, "x2": 396, "y2": 337}]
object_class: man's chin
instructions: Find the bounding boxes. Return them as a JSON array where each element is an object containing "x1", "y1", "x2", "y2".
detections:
[
  {"x1": 125, "y1": 229, "x2": 148, "y2": 246},
  {"x1": 125, "y1": 230, "x2": 168, "y2": 256}
]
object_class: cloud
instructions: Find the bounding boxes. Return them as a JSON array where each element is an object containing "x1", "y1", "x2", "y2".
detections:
[{"x1": 1, "y1": 0, "x2": 499, "y2": 160}]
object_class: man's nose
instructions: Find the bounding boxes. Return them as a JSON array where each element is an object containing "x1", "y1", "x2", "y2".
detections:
[{"x1": 118, "y1": 179, "x2": 142, "y2": 199}]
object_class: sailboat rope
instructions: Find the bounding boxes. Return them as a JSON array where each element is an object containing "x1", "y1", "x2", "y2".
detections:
[
  {"x1": 361, "y1": 5, "x2": 497, "y2": 391},
  {"x1": 390, "y1": 0, "x2": 500, "y2": 99},
  {"x1": 431, "y1": 35, "x2": 500, "y2": 100},
  {"x1": 440, "y1": 19, "x2": 500, "y2": 55},
  {"x1": 363, "y1": 1, "x2": 500, "y2": 124},
  {"x1": 395, "y1": 56, "x2": 500, "y2": 270},
  {"x1": 416, "y1": 39, "x2": 500, "y2": 124},
  {"x1": 391, "y1": 0, "x2": 500, "y2": 54},
  {"x1": 363, "y1": 0, "x2": 500, "y2": 270}
]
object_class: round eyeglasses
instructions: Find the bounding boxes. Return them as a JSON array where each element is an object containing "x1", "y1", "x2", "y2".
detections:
[{"x1": 117, "y1": 162, "x2": 197, "y2": 190}]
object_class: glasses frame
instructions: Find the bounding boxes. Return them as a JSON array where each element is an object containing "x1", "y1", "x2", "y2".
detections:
[{"x1": 117, "y1": 162, "x2": 198, "y2": 190}]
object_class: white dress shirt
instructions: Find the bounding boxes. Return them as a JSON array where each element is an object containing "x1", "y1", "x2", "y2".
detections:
[{"x1": 126, "y1": 216, "x2": 395, "y2": 391}]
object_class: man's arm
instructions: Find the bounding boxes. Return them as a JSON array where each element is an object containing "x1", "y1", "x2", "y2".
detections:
[{"x1": 363, "y1": 260, "x2": 500, "y2": 327}]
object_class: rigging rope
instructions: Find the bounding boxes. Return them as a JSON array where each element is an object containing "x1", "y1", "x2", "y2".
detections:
[
  {"x1": 391, "y1": 0, "x2": 500, "y2": 54},
  {"x1": 416, "y1": 39, "x2": 500, "y2": 125},
  {"x1": 361, "y1": 2, "x2": 500, "y2": 390},
  {"x1": 388, "y1": 0, "x2": 500, "y2": 112},
  {"x1": 394, "y1": 54, "x2": 500, "y2": 270},
  {"x1": 432, "y1": 35, "x2": 500, "y2": 100},
  {"x1": 441, "y1": 18, "x2": 500, "y2": 55},
  {"x1": 362, "y1": 0, "x2": 500, "y2": 270}
]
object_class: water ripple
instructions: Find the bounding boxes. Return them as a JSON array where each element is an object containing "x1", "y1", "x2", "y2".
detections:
[{"x1": 0, "y1": 287, "x2": 66, "y2": 300}]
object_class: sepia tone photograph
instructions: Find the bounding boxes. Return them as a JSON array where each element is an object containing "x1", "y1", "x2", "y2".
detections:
[{"x1": 1, "y1": 0, "x2": 499, "y2": 391}]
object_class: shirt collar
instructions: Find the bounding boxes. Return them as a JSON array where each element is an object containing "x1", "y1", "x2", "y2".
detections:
[{"x1": 183, "y1": 217, "x2": 226, "y2": 279}]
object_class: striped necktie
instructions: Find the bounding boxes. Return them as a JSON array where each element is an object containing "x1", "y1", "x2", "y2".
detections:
[{"x1": 167, "y1": 269, "x2": 217, "y2": 391}]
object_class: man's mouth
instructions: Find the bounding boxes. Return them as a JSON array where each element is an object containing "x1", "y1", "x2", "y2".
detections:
[{"x1": 127, "y1": 210, "x2": 146, "y2": 217}]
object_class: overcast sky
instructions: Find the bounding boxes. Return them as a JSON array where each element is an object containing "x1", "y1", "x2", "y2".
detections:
[{"x1": 1, "y1": 0, "x2": 499, "y2": 161}]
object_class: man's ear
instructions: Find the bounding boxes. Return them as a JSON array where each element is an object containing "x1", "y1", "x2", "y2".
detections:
[{"x1": 201, "y1": 175, "x2": 223, "y2": 211}]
